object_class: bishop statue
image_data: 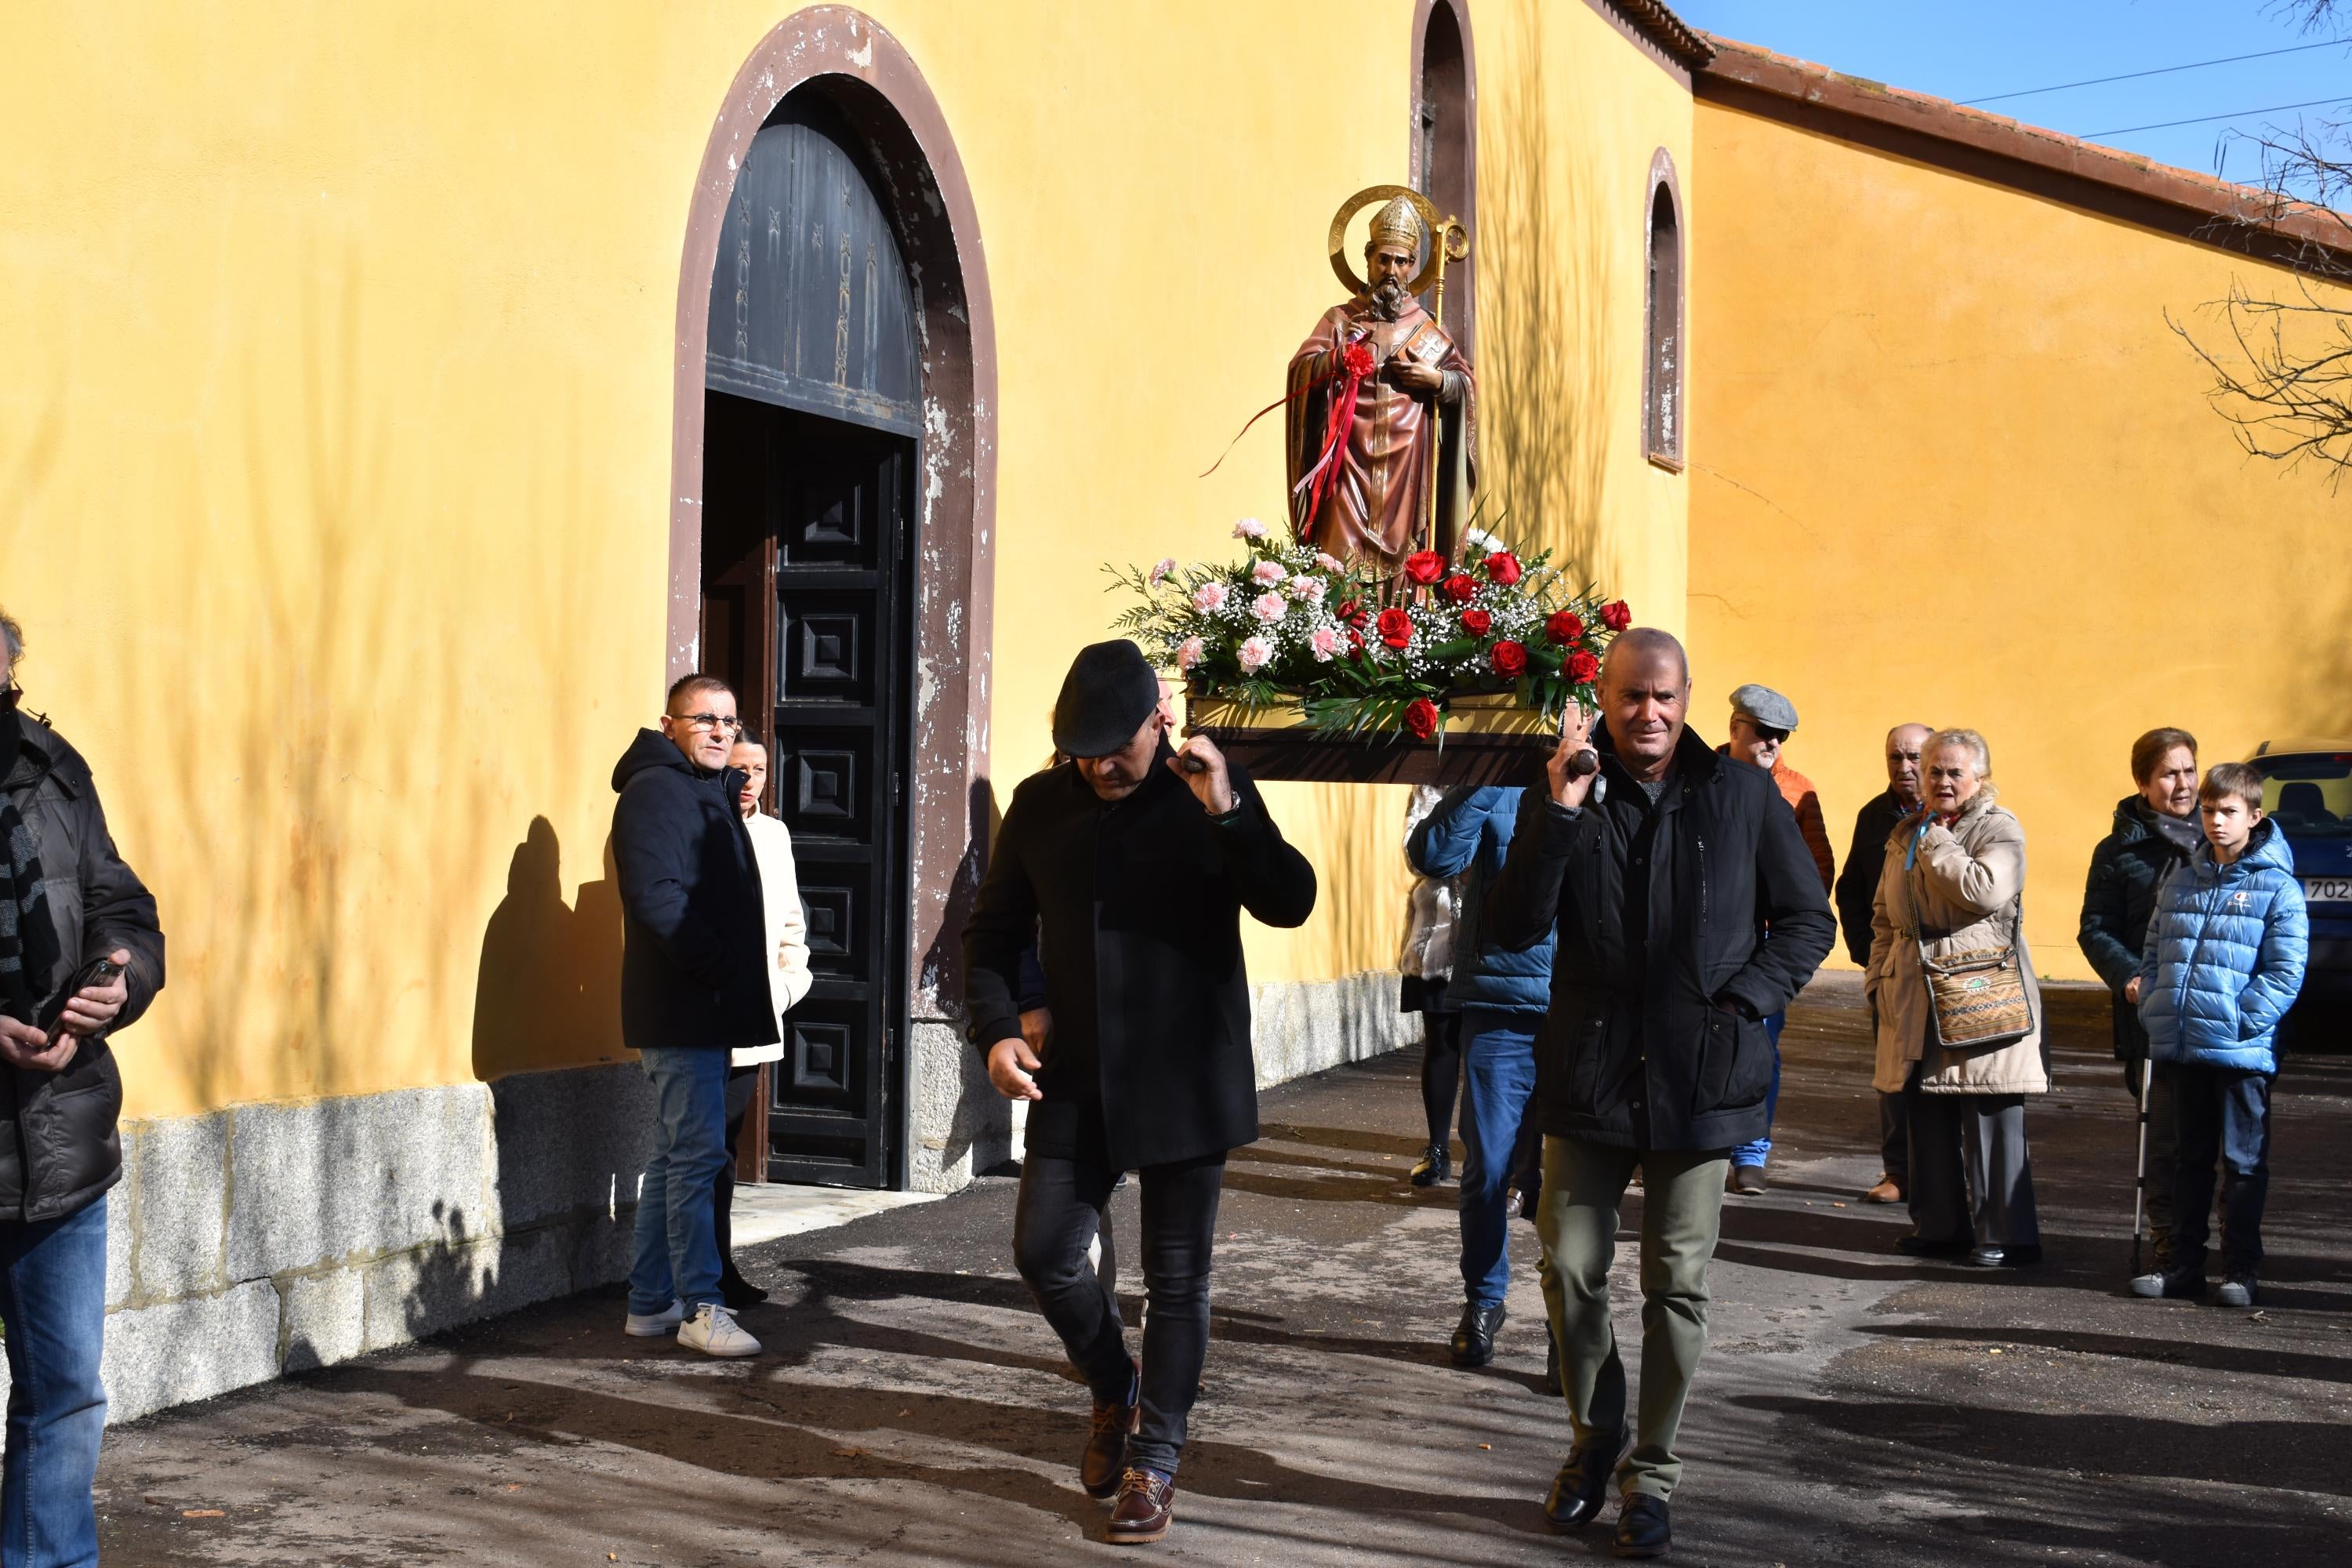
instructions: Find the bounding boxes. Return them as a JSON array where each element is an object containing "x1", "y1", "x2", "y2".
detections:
[{"x1": 1286, "y1": 193, "x2": 1478, "y2": 572}]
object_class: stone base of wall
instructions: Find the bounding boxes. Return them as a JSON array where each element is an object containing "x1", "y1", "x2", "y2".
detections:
[{"x1": 34, "y1": 969, "x2": 1407, "y2": 1425}]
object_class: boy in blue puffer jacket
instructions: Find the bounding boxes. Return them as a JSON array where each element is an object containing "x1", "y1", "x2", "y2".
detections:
[{"x1": 2132, "y1": 762, "x2": 2308, "y2": 1307}]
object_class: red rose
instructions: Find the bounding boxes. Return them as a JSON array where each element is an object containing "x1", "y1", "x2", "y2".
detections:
[
  {"x1": 1545, "y1": 609, "x2": 1584, "y2": 645},
  {"x1": 1599, "y1": 599, "x2": 1632, "y2": 632},
  {"x1": 1342, "y1": 340, "x2": 1376, "y2": 378},
  {"x1": 1567, "y1": 649, "x2": 1601, "y2": 683},
  {"x1": 1334, "y1": 598, "x2": 1359, "y2": 622},
  {"x1": 1443, "y1": 573, "x2": 1476, "y2": 604},
  {"x1": 1490, "y1": 639, "x2": 1528, "y2": 677},
  {"x1": 1376, "y1": 607, "x2": 1414, "y2": 649},
  {"x1": 1348, "y1": 629, "x2": 1366, "y2": 658},
  {"x1": 1460, "y1": 608, "x2": 1492, "y2": 637},
  {"x1": 1403, "y1": 550, "x2": 1446, "y2": 586},
  {"x1": 1403, "y1": 698, "x2": 1440, "y2": 739},
  {"x1": 1486, "y1": 551, "x2": 1523, "y2": 586}
]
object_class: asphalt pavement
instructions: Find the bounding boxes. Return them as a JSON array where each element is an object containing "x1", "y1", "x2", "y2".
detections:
[{"x1": 95, "y1": 974, "x2": 2352, "y2": 1566}]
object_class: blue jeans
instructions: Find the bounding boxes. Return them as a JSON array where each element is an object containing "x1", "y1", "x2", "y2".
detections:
[
  {"x1": 0, "y1": 1194, "x2": 110, "y2": 1568},
  {"x1": 1457, "y1": 1008, "x2": 1540, "y2": 1309},
  {"x1": 1730, "y1": 1011, "x2": 1787, "y2": 1167},
  {"x1": 629, "y1": 1047, "x2": 731, "y2": 1316}
]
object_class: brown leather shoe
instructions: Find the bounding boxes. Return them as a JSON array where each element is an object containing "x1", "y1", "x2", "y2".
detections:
[
  {"x1": 1861, "y1": 1175, "x2": 1904, "y2": 1204},
  {"x1": 1105, "y1": 1468, "x2": 1174, "y2": 1544},
  {"x1": 1081, "y1": 1359, "x2": 1142, "y2": 1499}
]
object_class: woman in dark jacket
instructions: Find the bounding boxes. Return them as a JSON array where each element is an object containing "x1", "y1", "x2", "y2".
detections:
[{"x1": 2077, "y1": 726, "x2": 2201, "y2": 1276}]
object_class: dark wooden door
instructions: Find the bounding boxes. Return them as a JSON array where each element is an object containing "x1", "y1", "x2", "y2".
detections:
[{"x1": 764, "y1": 409, "x2": 912, "y2": 1188}]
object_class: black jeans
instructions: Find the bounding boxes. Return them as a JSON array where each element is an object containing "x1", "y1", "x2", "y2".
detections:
[
  {"x1": 1013, "y1": 1134, "x2": 1225, "y2": 1476},
  {"x1": 2172, "y1": 1064, "x2": 2272, "y2": 1280},
  {"x1": 712, "y1": 1065, "x2": 760, "y2": 1275},
  {"x1": 1421, "y1": 1007, "x2": 1464, "y2": 1150}
]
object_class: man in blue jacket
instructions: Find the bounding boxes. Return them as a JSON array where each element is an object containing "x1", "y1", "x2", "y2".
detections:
[
  {"x1": 610, "y1": 674, "x2": 776, "y2": 1358},
  {"x1": 2134, "y1": 760, "x2": 2307, "y2": 1308},
  {"x1": 1409, "y1": 784, "x2": 1555, "y2": 1374}
]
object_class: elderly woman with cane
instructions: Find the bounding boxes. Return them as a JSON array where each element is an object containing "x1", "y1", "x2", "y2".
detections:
[{"x1": 1867, "y1": 728, "x2": 2048, "y2": 1268}]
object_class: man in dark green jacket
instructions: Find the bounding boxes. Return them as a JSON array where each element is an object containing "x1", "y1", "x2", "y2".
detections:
[{"x1": 2078, "y1": 726, "x2": 2202, "y2": 1273}]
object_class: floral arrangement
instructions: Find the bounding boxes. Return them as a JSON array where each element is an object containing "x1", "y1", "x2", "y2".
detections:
[{"x1": 1108, "y1": 517, "x2": 1629, "y2": 739}]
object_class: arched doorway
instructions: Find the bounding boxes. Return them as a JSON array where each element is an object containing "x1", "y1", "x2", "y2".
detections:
[
  {"x1": 670, "y1": 10, "x2": 995, "y2": 1191},
  {"x1": 1412, "y1": 0, "x2": 1477, "y2": 362}
]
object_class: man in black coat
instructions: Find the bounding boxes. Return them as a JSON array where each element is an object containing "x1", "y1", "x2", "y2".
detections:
[
  {"x1": 1833, "y1": 721, "x2": 1931, "y2": 1204},
  {"x1": 610, "y1": 673, "x2": 775, "y2": 1359},
  {"x1": 1486, "y1": 628, "x2": 1832, "y2": 1560},
  {"x1": 0, "y1": 610, "x2": 165, "y2": 1563},
  {"x1": 964, "y1": 640, "x2": 1315, "y2": 1546}
]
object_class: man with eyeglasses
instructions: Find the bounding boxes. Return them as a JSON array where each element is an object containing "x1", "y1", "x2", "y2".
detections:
[{"x1": 611, "y1": 674, "x2": 773, "y2": 1357}]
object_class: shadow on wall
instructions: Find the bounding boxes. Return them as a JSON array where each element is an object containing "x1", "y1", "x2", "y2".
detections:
[
  {"x1": 471, "y1": 816, "x2": 626, "y2": 1081},
  {"x1": 1480, "y1": 0, "x2": 1616, "y2": 587}
]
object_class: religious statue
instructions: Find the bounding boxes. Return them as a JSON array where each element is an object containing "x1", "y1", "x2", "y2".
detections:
[{"x1": 1287, "y1": 187, "x2": 1477, "y2": 574}]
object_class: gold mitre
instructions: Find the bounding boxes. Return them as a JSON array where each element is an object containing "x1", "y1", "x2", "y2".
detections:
[{"x1": 1366, "y1": 194, "x2": 1425, "y2": 254}]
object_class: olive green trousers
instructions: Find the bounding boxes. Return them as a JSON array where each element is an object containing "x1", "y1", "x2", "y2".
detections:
[{"x1": 1536, "y1": 1135, "x2": 1730, "y2": 1502}]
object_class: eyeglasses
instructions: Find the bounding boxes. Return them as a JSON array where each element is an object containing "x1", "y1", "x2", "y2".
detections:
[{"x1": 675, "y1": 712, "x2": 744, "y2": 735}]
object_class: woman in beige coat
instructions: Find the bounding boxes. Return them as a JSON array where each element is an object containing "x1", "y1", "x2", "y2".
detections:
[{"x1": 1866, "y1": 729, "x2": 2046, "y2": 1267}]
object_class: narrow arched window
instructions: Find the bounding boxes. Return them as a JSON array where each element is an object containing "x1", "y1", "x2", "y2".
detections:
[
  {"x1": 1644, "y1": 151, "x2": 1684, "y2": 469},
  {"x1": 1413, "y1": 0, "x2": 1475, "y2": 361}
]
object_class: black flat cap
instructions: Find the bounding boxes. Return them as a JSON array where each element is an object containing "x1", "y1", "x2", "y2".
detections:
[{"x1": 1053, "y1": 639, "x2": 1161, "y2": 759}]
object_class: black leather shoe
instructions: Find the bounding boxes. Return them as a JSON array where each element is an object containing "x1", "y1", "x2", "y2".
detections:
[
  {"x1": 718, "y1": 1271, "x2": 770, "y2": 1310},
  {"x1": 1967, "y1": 1243, "x2": 2042, "y2": 1269},
  {"x1": 1726, "y1": 1163, "x2": 1766, "y2": 1196},
  {"x1": 1895, "y1": 1233, "x2": 1971, "y2": 1258},
  {"x1": 1541, "y1": 1322, "x2": 1563, "y2": 1397},
  {"x1": 1543, "y1": 1428, "x2": 1625, "y2": 1530},
  {"x1": 1410, "y1": 1142, "x2": 1451, "y2": 1186},
  {"x1": 1614, "y1": 1494, "x2": 1671, "y2": 1559},
  {"x1": 1450, "y1": 1301, "x2": 1506, "y2": 1367}
]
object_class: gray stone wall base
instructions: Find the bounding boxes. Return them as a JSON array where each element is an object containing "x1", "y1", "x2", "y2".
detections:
[{"x1": 13, "y1": 969, "x2": 1406, "y2": 1425}]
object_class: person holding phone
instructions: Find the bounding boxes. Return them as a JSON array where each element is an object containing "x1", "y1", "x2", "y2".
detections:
[{"x1": 0, "y1": 607, "x2": 167, "y2": 1566}]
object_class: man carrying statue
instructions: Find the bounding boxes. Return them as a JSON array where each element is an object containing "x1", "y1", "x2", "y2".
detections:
[{"x1": 1287, "y1": 190, "x2": 1478, "y2": 572}]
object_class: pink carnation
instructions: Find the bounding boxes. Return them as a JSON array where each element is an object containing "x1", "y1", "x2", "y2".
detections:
[
  {"x1": 1148, "y1": 557, "x2": 1178, "y2": 588},
  {"x1": 1176, "y1": 635, "x2": 1205, "y2": 670},
  {"x1": 1308, "y1": 625, "x2": 1343, "y2": 662},
  {"x1": 1287, "y1": 575, "x2": 1327, "y2": 603},
  {"x1": 1237, "y1": 634, "x2": 1275, "y2": 673},
  {"x1": 1192, "y1": 581, "x2": 1229, "y2": 613},
  {"x1": 1314, "y1": 552, "x2": 1345, "y2": 573},
  {"x1": 1250, "y1": 590, "x2": 1287, "y2": 623},
  {"x1": 1232, "y1": 517, "x2": 1268, "y2": 540},
  {"x1": 1251, "y1": 559, "x2": 1289, "y2": 585}
]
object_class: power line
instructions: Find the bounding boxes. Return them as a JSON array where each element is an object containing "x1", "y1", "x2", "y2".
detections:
[
  {"x1": 2084, "y1": 95, "x2": 2352, "y2": 138},
  {"x1": 1961, "y1": 37, "x2": 2352, "y2": 107}
]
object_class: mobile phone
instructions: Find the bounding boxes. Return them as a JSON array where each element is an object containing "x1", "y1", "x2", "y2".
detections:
[{"x1": 34, "y1": 956, "x2": 125, "y2": 1034}]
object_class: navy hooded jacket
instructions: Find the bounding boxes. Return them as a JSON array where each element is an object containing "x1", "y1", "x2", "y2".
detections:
[
  {"x1": 2136, "y1": 816, "x2": 2308, "y2": 1075},
  {"x1": 609, "y1": 729, "x2": 777, "y2": 1053},
  {"x1": 1407, "y1": 784, "x2": 1554, "y2": 1013}
]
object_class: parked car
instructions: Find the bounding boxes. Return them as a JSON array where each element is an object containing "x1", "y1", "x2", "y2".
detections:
[{"x1": 2249, "y1": 738, "x2": 2352, "y2": 1051}]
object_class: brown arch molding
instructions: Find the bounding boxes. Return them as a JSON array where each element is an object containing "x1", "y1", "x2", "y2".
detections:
[{"x1": 670, "y1": 6, "x2": 998, "y2": 1021}]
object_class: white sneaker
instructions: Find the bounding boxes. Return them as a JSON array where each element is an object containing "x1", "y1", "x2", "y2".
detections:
[
  {"x1": 677, "y1": 1301, "x2": 760, "y2": 1358},
  {"x1": 625, "y1": 1299, "x2": 684, "y2": 1337}
]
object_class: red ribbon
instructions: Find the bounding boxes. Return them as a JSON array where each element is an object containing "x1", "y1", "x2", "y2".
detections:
[{"x1": 1196, "y1": 331, "x2": 1377, "y2": 532}]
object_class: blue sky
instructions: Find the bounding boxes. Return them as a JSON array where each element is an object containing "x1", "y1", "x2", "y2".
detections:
[{"x1": 1674, "y1": 2, "x2": 2352, "y2": 183}]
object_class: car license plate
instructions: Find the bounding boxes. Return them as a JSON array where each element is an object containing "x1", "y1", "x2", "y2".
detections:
[{"x1": 2304, "y1": 876, "x2": 2352, "y2": 903}]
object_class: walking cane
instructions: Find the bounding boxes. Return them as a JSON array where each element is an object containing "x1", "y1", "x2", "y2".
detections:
[{"x1": 2130, "y1": 1059, "x2": 2152, "y2": 1277}]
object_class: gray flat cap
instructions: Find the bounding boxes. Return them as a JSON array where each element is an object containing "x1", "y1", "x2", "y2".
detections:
[{"x1": 1730, "y1": 683, "x2": 1799, "y2": 731}]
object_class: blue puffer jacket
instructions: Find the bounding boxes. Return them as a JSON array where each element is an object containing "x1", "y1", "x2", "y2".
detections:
[
  {"x1": 1407, "y1": 784, "x2": 1554, "y2": 1013},
  {"x1": 2136, "y1": 817, "x2": 2309, "y2": 1074}
]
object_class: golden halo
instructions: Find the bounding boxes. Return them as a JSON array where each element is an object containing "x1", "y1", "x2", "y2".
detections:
[{"x1": 1327, "y1": 184, "x2": 1445, "y2": 298}]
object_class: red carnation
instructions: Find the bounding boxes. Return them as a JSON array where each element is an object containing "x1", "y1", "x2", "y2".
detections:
[
  {"x1": 1567, "y1": 649, "x2": 1601, "y2": 683},
  {"x1": 1403, "y1": 550, "x2": 1446, "y2": 586},
  {"x1": 1376, "y1": 607, "x2": 1414, "y2": 649},
  {"x1": 1342, "y1": 340, "x2": 1376, "y2": 378},
  {"x1": 1460, "y1": 608, "x2": 1492, "y2": 637},
  {"x1": 1403, "y1": 698, "x2": 1440, "y2": 739},
  {"x1": 1545, "y1": 609, "x2": 1584, "y2": 645},
  {"x1": 1599, "y1": 599, "x2": 1632, "y2": 632},
  {"x1": 1490, "y1": 639, "x2": 1528, "y2": 677},
  {"x1": 1486, "y1": 550, "x2": 1523, "y2": 586},
  {"x1": 1443, "y1": 573, "x2": 1477, "y2": 604}
]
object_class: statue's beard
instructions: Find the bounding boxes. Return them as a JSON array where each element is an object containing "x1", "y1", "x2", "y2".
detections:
[{"x1": 1369, "y1": 279, "x2": 1408, "y2": 321}]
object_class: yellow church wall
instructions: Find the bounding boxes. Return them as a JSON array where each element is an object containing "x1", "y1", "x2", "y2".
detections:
[
  {"x1": 0, "y1": 2, "x2": 1688, "y2": 1120},
  {"x1": 1687, "y1": 97, "x2": 2352, "y2": 979}
]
